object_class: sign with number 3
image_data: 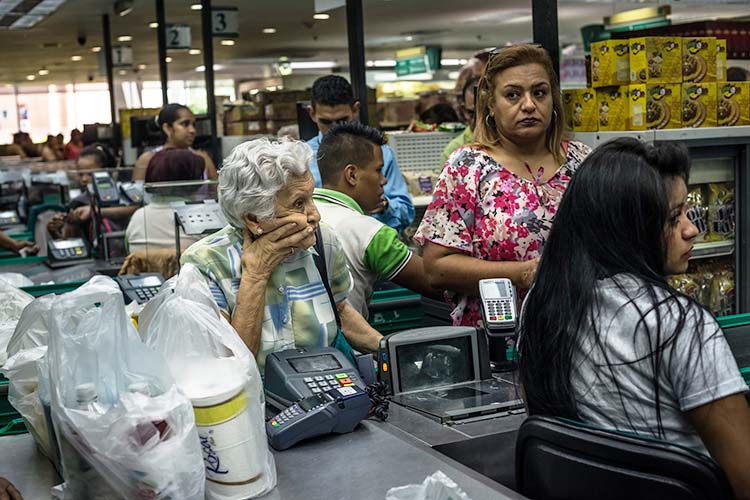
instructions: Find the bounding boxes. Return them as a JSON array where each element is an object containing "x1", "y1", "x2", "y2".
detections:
[{"x1": 212, "y1": 7, "x2": 239, "y2": 37}]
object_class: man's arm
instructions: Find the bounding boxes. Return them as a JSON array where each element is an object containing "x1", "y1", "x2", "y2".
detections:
[
  {"x1": 391, "y1": 254, "x2": 443, "y2": 300},
  {"x1": 372, "y1": 146, "x2": 414, "y2": 233},
  {"x1": 338, "y1": 301, "x2": 382, "y2": 352}
]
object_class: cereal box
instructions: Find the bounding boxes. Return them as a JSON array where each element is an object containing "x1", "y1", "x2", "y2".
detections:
[
  {"x1": 596, "y1": 86, "x2": 629, "y2": 131},
  {"x1": 718, "y1": 82, "x2": 750, "y2": 127},
  {"x1": 681, "y1": 83, "x2": 717, "y2": 128},
  {"x1": 628, "y1": 85, "x2": 647, "y2": 130},
  {"x1": 630, "y1": 37, "x2": 682, "y2": 84},
  {"x1": 716, "y1": 39, "x2": 727, "y2": 81},
  {"x1": 682, "y1": 38, "x2": 716, "y2": 83},
  {"x1": 590, "y1": 40, "x2": 630, "y2": 88},
  {"x1": 563, "y1": 89, "x2": 597, "y2": 132},
  {"x1": 646, "y1": 84, "x2": 682, "y2": 129}
]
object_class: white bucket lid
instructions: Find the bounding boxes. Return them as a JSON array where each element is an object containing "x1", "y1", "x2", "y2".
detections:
[{"x1": 173, "y1": 356, "x2": 248, "y2": 407}]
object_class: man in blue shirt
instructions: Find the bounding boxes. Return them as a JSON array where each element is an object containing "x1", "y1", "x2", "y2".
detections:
[{"x1": 306, "y1": 75, "x2": 414, "y2": 233}]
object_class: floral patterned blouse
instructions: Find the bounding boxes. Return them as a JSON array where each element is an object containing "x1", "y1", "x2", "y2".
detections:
[{"x1": 415, "y1": 141, "x2": 591, "y2": 327}]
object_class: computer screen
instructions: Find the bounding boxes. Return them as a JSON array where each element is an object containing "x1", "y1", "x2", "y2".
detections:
[
  {"x1": 396, "y1": 335, "x2": 475, "y2": 393},
  {"x1": 103, "y1": 231, "x2": 127, "y2": 263}
]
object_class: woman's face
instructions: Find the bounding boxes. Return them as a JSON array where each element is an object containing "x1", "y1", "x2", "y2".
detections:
[
  {"x1": 258, "y1": 171, "x2": 320, "y2": 248},
  {"x1": 491, "y1": 63, "x2": 553, "y2": 144},
  {"x1": 165, "y1": 109, "x2": 196, "y2": 148},
  {"x1": 664, "y1": 177, "x2": 699, "y2": 275}
]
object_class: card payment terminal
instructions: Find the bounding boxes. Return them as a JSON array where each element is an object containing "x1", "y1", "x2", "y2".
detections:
[
  {"x1": 92, "y1": 171, "x2": 120, "y2": 207},
  {"x1": 115, "y1": 273, "x2": 164, "y2": 304},
  {"x1": 264, "y1": 347, "x2": 366, "y2": 405},
  {"x1": 47, "y1": 238, "x2": 92, "y2": 268},
  {"x1": 266, "y1": 385, "x2": 371, "y2": 450},
  {"x1": 479, "y1": 278, "x2": 518, "y2": 337}
]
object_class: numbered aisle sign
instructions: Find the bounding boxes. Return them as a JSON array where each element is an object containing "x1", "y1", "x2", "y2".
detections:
[
  {"x1": 212, "y1": 6, "x2": 238, "y2": 37},
  {"x1": 166, "y1": 24, "x2": 191, "y2": 50},
  {"x1": 112, "y1": 45, "x2": 133, "y2": 67}
]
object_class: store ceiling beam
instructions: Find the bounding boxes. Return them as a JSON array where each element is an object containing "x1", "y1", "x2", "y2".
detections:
[
  {"x1": 346, "y1": 0, "x2": 368, "y2": 126},
  {"x1": 102, "y1": 13, "x2": 116, "y2": 126},
  {"x1": 156, "y1": 0, "x2": 168, "y2": 107},
  {"x1": 201, "y1": 0, "x2": 219, "y2": 166},
  {"x1": 532, "y1": 0, "x2": 560, "y2": 79}
]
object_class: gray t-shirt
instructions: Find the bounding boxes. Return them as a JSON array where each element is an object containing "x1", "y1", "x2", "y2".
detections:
[{"x1": 571, "y1": 274, "x2": 747, "y2": 455}]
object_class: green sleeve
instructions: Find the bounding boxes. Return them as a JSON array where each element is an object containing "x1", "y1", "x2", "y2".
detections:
[{"x1": 363, "y1": 226, "x2": 411, "y2": 280}]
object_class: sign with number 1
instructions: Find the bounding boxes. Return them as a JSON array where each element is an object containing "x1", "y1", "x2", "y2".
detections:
[
  {"x1": 212, "y1": 7, "x2": 238, "y2": 37},
  {"x1": 111, "y1": 45, "x2": 133, "y2": 67}
]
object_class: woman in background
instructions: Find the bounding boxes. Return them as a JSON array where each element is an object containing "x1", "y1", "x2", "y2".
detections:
[{"x1": 519, "y1": 138, "x2": 750, "y2": 498}]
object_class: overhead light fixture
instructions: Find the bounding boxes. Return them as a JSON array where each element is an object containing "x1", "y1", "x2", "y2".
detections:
[
  {"x1": 137, "y1": 64, "x2": 147, "y2": 70},
  {"x1": 118, "y1": 69, "x2": 127, "y2": 75},
  {"x1": 371, "y1": 59, "x2": 396, "y2": 67},
  {"x1": 38, "y1": 69, "x2": 49, "y2": 75},
  {"x1": 165, "y1": 57, "x2": 173, "y2": 63},
  {"x1": 221, "y1": 39, "x2": 235, "y2": 46},
  {"x1": 440, "y1": 59, "x2": 462, "y2": 66},
  {"x1": 189, "y1": 49, "x2": 201, "y2": 55},
  {"x1": 195, "y1": 64, "x2": 224, "y2": 72},
  {"x1": 91, "y1": 46, "x2": 101, "y2": 52},
  {"x1": 26, "y1": 75, "x2": 35, "y2": 81},
  {"x1": 313, "y1": 13, "x2": 330, "y2": 20},
  {"x1": 117, "y1": 35, "x2": 132, "y2": 42},
  {"x1": 149, "y1": 22, "x2": 158, "y2": 28},
  {"x1": 190, "y1": 3, "x2": 202, "y2": 10},
  {"x1": 406, "y1": 36, "x2": 413, "y2": 41},
  {"x1": 262, "y1": 27, "x2": 276, "y2": 34},
  {"x1": 289, "y1": 61, "x2": 336, "y2": 70},
  {"x1": 114, "y1": 0, "x2": 134, "y2": 16},
  {"x1": 71, "y1": 55, "x2": 82, "y2": 61}
]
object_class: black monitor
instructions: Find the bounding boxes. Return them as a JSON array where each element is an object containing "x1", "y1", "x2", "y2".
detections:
[
  {"x1": 297, "y1": 101, "x2": 318, "y2": 141},
  {"x1": 130, "y1": 115, "x2": 164, "y2": 150},
  {"x1": 82, "y1": 123, "x2": 120, "y2": 149}
]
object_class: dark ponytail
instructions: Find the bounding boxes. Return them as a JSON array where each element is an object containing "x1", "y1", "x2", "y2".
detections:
[{"x1": 156, "y1": 103, "x2": 191, "y2": 128}]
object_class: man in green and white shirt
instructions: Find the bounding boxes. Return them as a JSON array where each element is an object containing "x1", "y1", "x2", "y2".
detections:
[{"x1": 314, "y1": 122, "x2": 441, "y2": 318}]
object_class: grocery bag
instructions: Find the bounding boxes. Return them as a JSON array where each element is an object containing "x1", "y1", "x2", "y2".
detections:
[
  {"x1": 0, "y1": 278, "x2": 34, "y2": 365},
  {"x1": 142, "y1": 264, "x2": 277, "y2": 499},
  {"x1": 47, "y1": 276, "x2": 205, "y2": 499}
]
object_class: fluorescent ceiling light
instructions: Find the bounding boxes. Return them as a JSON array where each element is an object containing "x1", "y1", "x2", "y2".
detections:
[
  {"x1": 118, "y1": 70, "x2": 127, "y2": 75},
  {"x1": 149, "y1": 22, "x2": 158, "y2": 28},
  {"x1": 137, "y1": 64, "x2": 147, "y2": 70},
  {"x1": 71, "y1": 55, "x2": 82, "y2": 61},
  {"x1": 91, "y1": 46, "x2": 101, "y2": 52},
  {"x1": 190, "y1": 4, "x2": 202, "y2": 10},
  {"x1": 221, "y1": 39, "x2": 235, "y2": 46},
  {"x1": 117, "y1": 35, "x2": 132, "y2": 42},
  {"x1": 38, "y1": 69, "x2": 49, "y2": 75},
  {"x1": 369, "y1": 59, "x2": 396, "y2": 67},
  {"x1": 165, "y1": 57, "x2": 173, "y2": 63},
  {"x1": 189, "y1": 49, "x2": 201, "y2": 55},
  {"x1": 289, "y1": 61, "x2": 336, "y2": 69},
  {"x1": 313, "y1": 13, "x2": 330, "y2": 20},
  {"x1": 448, "y1": 71, "x2": 460, "y2": 80},
  {"x1": 440, "y1": 59, "x2": 462, "y2": 66},
  {"x1": 26, "y1": 75, "x2": 35, "y2": 80},
  {"x1": 406, "y1": 36, "x2": 413, "y2": 41},
  {"x1": 262, "y1": 27, "x2": 276, "y2": 34},
  {"x1": 195, "y1": 64, "x2": 224, "y2": 72}
]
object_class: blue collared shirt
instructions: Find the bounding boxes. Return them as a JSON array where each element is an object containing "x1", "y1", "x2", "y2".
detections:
[{"x1": 307, "y1": 132, "x2": 415, "y2": 233}]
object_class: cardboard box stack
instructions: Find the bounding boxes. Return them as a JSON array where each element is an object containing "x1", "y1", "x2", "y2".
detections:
[
  {"x1": 575, "y1": 36, "x2": 744, "y2": 132},
  {"x1": 223, "y1": 102, "x2": 265, "y2": 136}
]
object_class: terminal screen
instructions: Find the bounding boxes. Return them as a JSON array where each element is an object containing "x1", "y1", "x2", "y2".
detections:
[
  {"x1": 396, "y1": 336, "x2": 475, "y2": 393},
  {"x1": 289, "y1": 354, "x2": 342, "y2": 373},
  {"x1": 128, "y1": 276, "x2": 163, "y2": 288},
  {"x1": 53, "y1": 239, "x2": 84, "y2": 250}
]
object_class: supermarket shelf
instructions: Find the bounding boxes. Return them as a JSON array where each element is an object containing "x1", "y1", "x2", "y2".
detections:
[
  {"x1": 573, "y1": 126, "x2": 750, "y2": 149},
  {"x1": 691, "y1": 240, "x2": 735, "y2": 260}
]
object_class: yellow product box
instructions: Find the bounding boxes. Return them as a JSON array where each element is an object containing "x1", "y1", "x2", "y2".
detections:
[
  {"x1": 590, "y1": 40, "x2": 630, "y2": 88},
  {"x1": 682, "y1": 38, "x2": 717, "y2": 83},
  {"x1": 718, "y1": 82, "x2": 750, "y2": 127},
  {"x1": 646, "y1": 84, "x2": 682, "y2": 129},
  {"x1": 563, "y1": 89, "x2": 597, "y2": 132},
  {"x1": 716, "y1": 39, "x2": 727, "y2": 81},
  {"x1": 681, "y1": 83, "x2": 717, "y2": 128},
  {"x1": 630, "y1": 37, "x2": 682, "y2": 84},
  {"x1": 628, "y1": 85, "x2": 648, "y2": 130},
  {"x1": 596, "y1": 86, "x2": 629, "y2": 131},
  {"x1": 562, "y1": 91, "x2": 574, "y2": 129}
]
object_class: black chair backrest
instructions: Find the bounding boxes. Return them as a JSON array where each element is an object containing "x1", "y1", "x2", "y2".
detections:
[{"x1": 515, "y1": 415, "x2": 734, "y2": 500}]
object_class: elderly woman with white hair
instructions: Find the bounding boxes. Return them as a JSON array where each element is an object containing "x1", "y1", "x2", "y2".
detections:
[{"x1": 181, "y1": 138, "x2": 383, "y2": 370}]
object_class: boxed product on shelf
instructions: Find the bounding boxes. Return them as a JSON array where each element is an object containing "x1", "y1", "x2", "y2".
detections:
[
  {"x1": 648, "y1": 84, "x2": 682, "y2": 129},
  {"x1": 687, "y1": 185, "x2": 709, "y2": 242},
  {"x1": 265, "y1": 119, "x2": 296, "y2": 134},
  {"x1": 590, "y1": 40, "x2": 630, "y2": 88},
  {"x1": 710, "y1": 268, "x2": 736, "y2": 317},
  {"x1": 681, "y1": 82, "x2": 717, "y2": 128},
  {"x1": 563, "y1": 89, "x2": 597, "y2": 132},
  {"x1": 264, "y1": 102, "x2": 298, "y2": 120},
  {"x1": 225, "y1": 121, "x2": 266, "y2": 136},
  {"x1": 682, "y1": 37, "x2": 717, "y2": 83},
  {"x1": 402, "y1": 170, "x2": 439, "y2": 198},
  {"x1": 669, "y1": 257, "x2": 736, "y2": 317},
  {"x1": 718, "y1": 82, "x2": 750, "y2": 127},
  {"x1": 707, "y1": 182, "x2": 735, "y2": 241},
  {"x1": 377, "y1": 99, "x2": 418, "y2": 128},
  {"x1": 628, "y1": 85, "x2": 647, "y2": 130},
  {"x1": 223, "y1": 102, "x2": 264, "y2": 122},
  {"x1": 716, "y1": 39, "x2": 727, "y2": 82},
  {"x1": 629, "y1": 37, "x2": 682, "y2": 84},
  {"x1": 595, "y1": 86, "x2": 629, "y2": 131}
]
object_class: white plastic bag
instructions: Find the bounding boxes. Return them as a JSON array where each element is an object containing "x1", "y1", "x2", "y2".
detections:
[
  {"x1": 385, "y1": 471, "x2": 473, "y2": 500},
  {"x1": 0, "y1": 279, "x2": 34, "y2": 365},
  {"x1": 47, "y1": 276, "x2": 205, "y2": 499},
  {"x1": 0, "y1": 272, "x2": 34, "y2": 288},
  {"x1": 1, "y1": 346, "x2": 52, "y2": 458},
  {"x1": 6, "y1": 293, "x2": 55, "y2": 359},
  {"x1": 142, "y1": 264, "x2": 277, "y2": 500}
]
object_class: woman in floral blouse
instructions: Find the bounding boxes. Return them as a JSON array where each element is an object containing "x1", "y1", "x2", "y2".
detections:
[{"x1": 416, "y1": 44, "x2": 591, "y2": 327}]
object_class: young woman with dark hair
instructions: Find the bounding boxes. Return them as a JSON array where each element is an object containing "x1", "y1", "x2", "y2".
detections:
[
  {"x1": 518, "y1": 137, "x2": 750, "y2": 497},
  {"x1": 133, "y1": 103, "x2": 217, "y2": 181}
]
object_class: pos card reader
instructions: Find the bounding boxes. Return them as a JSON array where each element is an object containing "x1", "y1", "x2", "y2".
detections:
[
  {"x1": 266, "y1": 385, "x2": 371, "y2": 450},
  {"x1": 264, "y1": 347, "x2": 366, "y2": 406}
]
